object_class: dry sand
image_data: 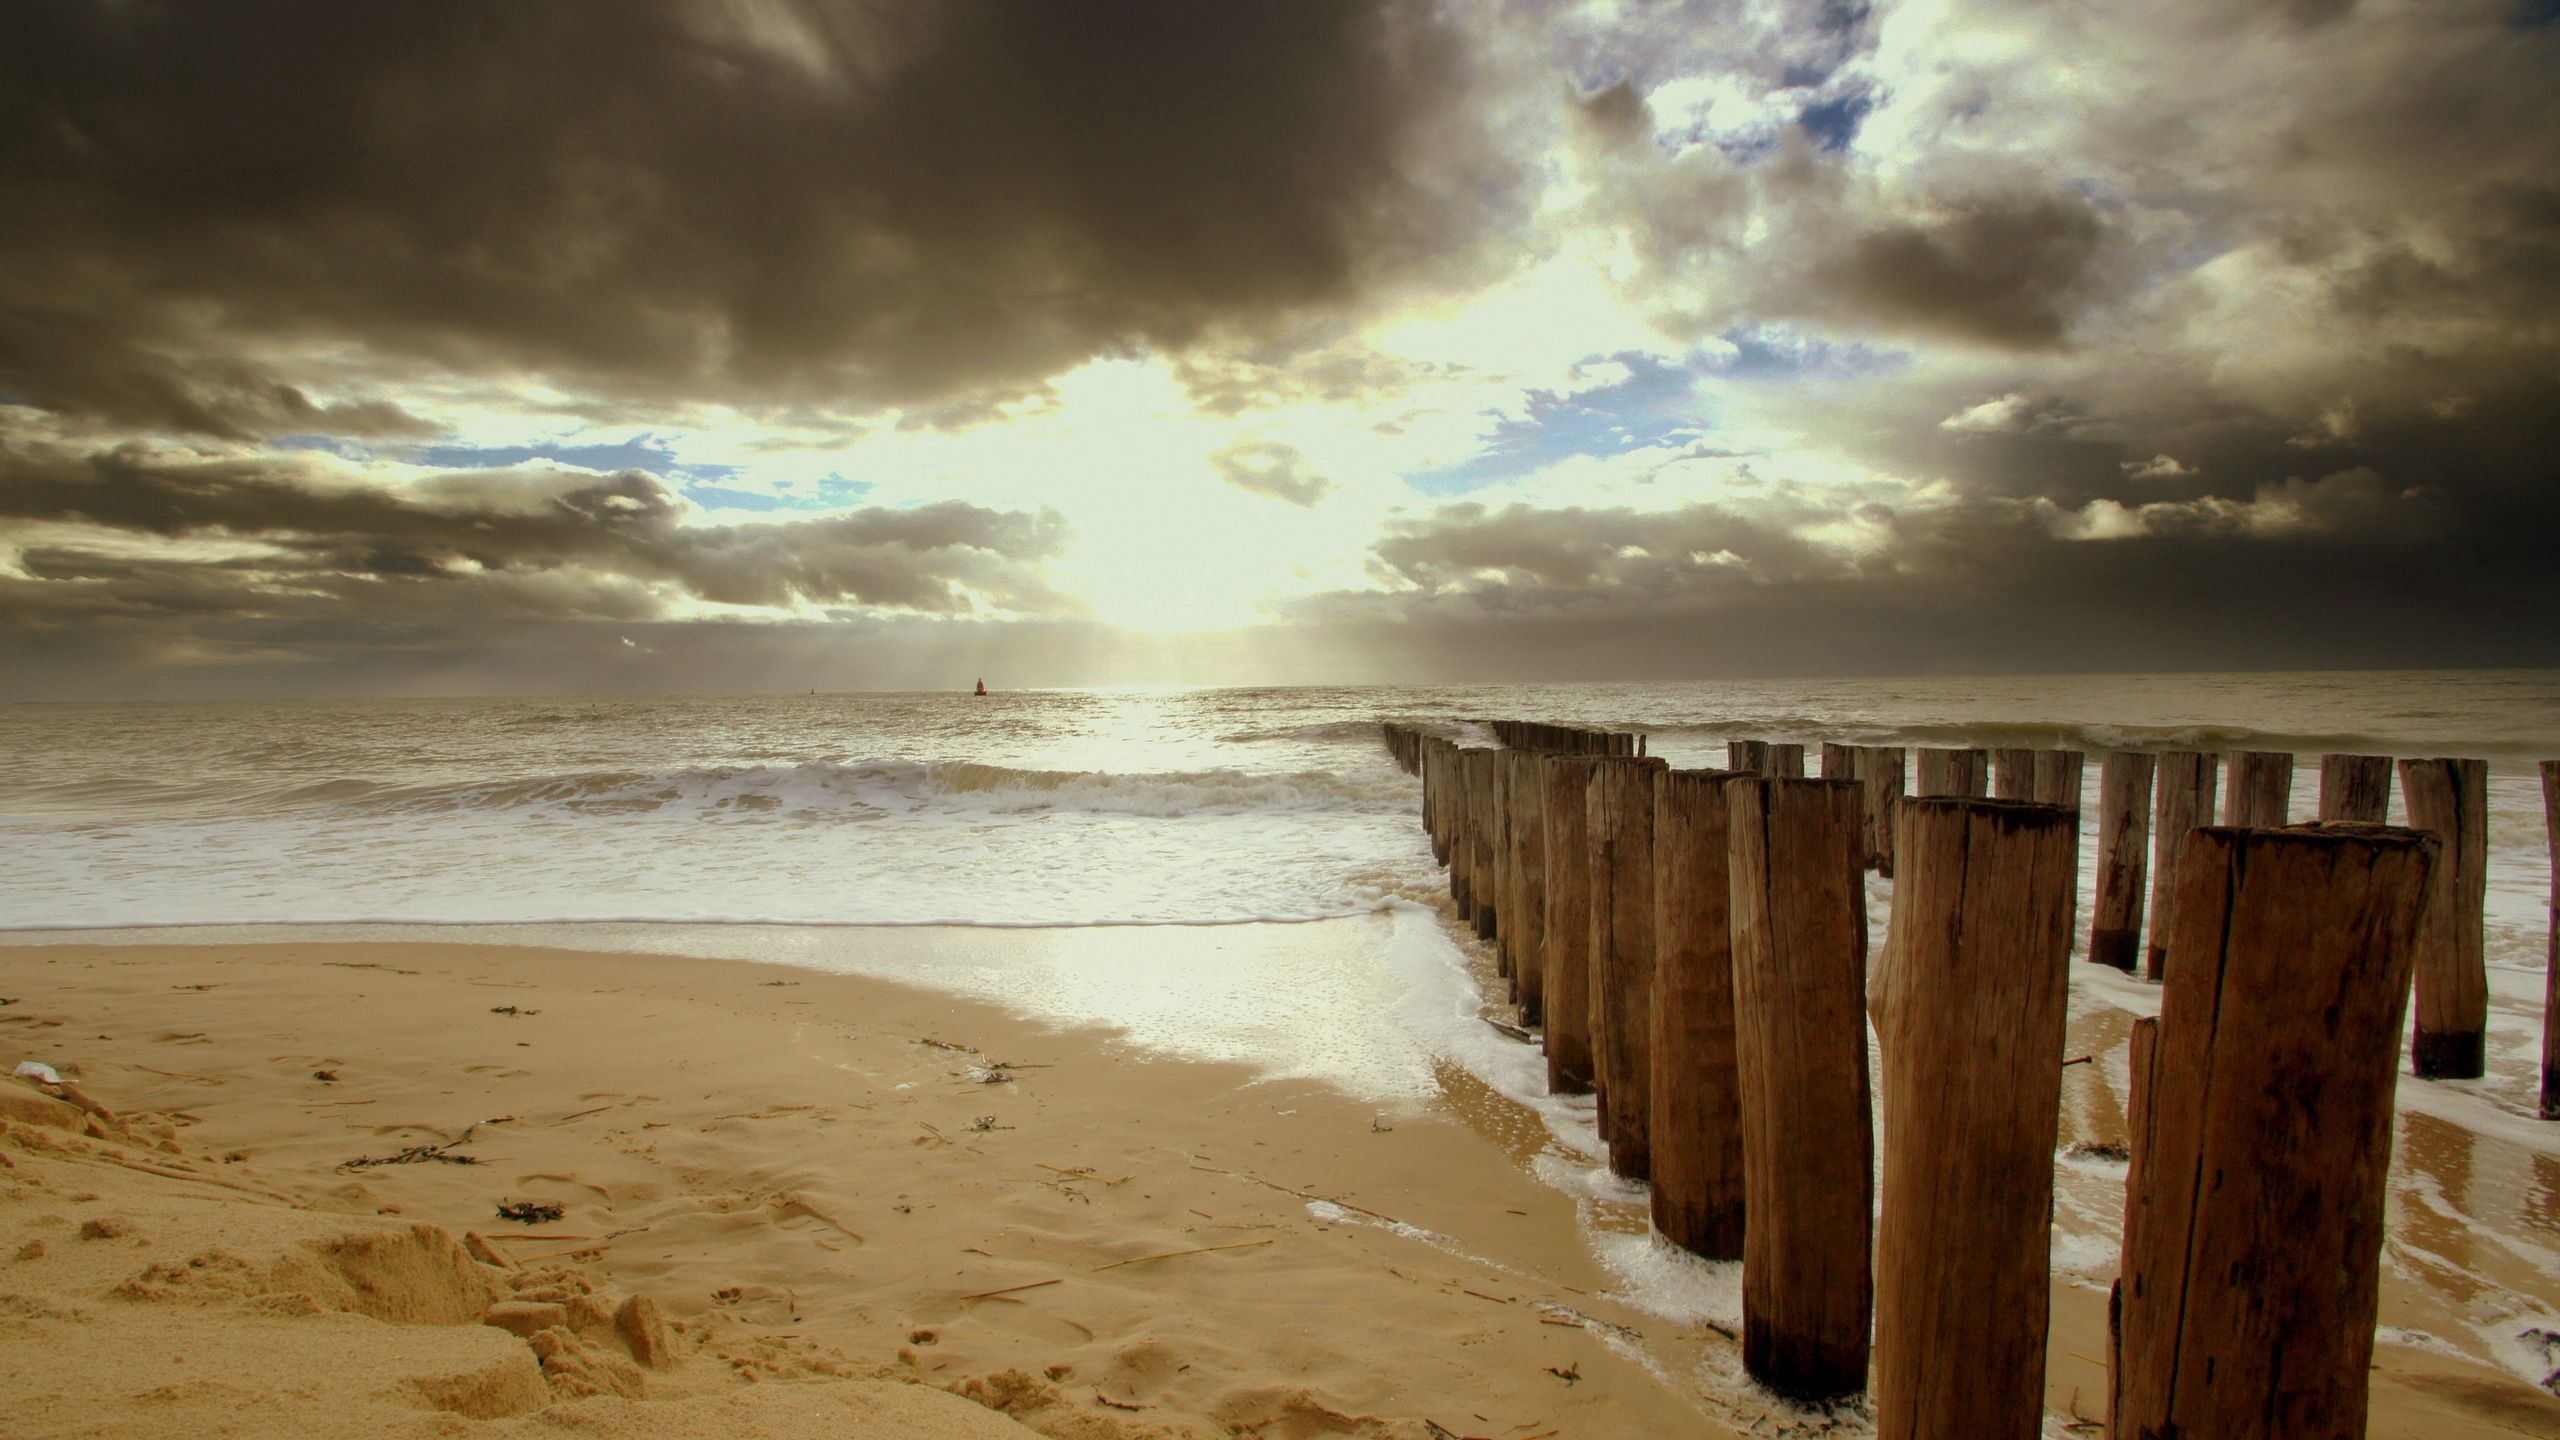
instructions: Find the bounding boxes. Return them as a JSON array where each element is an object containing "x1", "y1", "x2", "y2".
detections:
[{"x1": 1, "y1": 932, "x2": 2554, "y2": 1439}]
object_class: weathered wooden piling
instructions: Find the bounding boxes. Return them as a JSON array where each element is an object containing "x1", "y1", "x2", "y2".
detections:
[
  {"x1": 1471, "y1": 748, "x2": 1501, "y2": 941},
  {"x1": 1728, "y1": 740, "x2": 1770, "y2": 775},
  {"x1": 1380, "y1": 721, "x2": 1424, "y2": 775},
  {"x1": 1730, "y1": 776, "x2": 1871, "y2": 1402},
  {"x1": 2544, "y1": 761, "x2": 2559, "y2": 1121},
  {"x1": 1503, "y1": 750, "x2": 1547, "y2": 1025},
  {"x1": 1916, "y1": 748, "x2": 1986, "y2": 798},
  {"x1": 1447, "y1": 747, "x2": 1476, "y2": 913},
  {"x1": 2144, "y1": 751, "x2": 2217, "y2": 980},
  {"x1": 1873, "y1": 797, "x2": 2077, "y2": 1440},
  {"x1": 1862, "y1": 746, "x2": 1906, "y2": 877},
  {"x1": 1651, "y1": 768, "x2": 1748, "y2": 1260},
  {"x1": 1433, "y1": 737, "x2": 1454, "y2": 860},
  {"x1": 2112, "y1": 824, "x2": 2433, "y2": 1440},
  {"x1": 2090, "y1": 752, "x2": 2154, "y2": 972},
  {"x1": 2036, "y1": 749, "x2": 2089, "y2": 936},
  {"x1": 1990, "y1": 748, "x2": 2038, "y2": 801},
  {"x1": 1431, "y1": 739, "x2": 1457, "y2": 866},
  {"x1": 1489, "y1": 753, "x2": 1514, "y2": 976},
  {"x1": 2221, "y1": 750, "x2": 2294, "y2": 826},
  {"x1": 1820, "y1": 742, "x2": 1857, "y2": 782},
  {"x1": 2109, "y1": 1014, "x2": 2159, "y2": 1409},
  {"x1": 2319, "y1": 754, "x2": 2394, "y2": 823},
  {"x1": 1541, "y1": 755, "x2": 1604, "y2": 1096},
  {"x1": 1588, "y1": 757, "x2": 1667, "y2": 1178},
  {"x1": 2033, "y1": 750, "x2": 2086, "y2": 810},
  {"x1": 1768, "y1": 743, "x2": 1806, "y2": 778},
  {"x1": 2399, "y1": 757, "x2": 2489, "y2": 1079}
]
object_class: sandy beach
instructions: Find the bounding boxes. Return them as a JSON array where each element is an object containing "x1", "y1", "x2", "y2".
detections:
[{"x1": 5, "y1": 931, "x2": 2556, "y2": 1439}]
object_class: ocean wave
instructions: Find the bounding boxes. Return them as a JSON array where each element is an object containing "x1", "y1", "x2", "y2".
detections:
[
  {"x1": 1214, "y1": 718, "x2": 1428, "y2": 743},
  {"x1": 1630, "y1": 716, "x2": 2446, "y2": 757},
  {"x1": 311, "y1": 758, "x2": 1420, "y2": 822}
]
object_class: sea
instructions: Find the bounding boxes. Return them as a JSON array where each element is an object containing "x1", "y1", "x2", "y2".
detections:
[
  {"x1": 3, "y1": 669, "x2": 2555, "y2": 937},
  {"x1": 6, "y1": 670, "x2": 2560, "y2": 1392}
]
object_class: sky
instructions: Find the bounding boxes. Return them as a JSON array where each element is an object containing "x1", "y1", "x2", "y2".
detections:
[{"x1": 1, "y1": 0, "x2": 2555, "y2": 699}]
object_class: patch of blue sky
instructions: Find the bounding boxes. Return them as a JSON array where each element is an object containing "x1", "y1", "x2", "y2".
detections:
[
  {"x1": 415, "y1": 430, "x2": 876, "y2": 513},
  {"x1": 417, "y1": 432, "x2": 724, "y2": 478},
  {"x1": 1699, "y1": 326, "x2": 1907, "y2": 384},
  {"x1": 1404, "y1": 352, "x2": 1712, "y2": 496},
  {"x1": 685, "y1": 473, "x2": 876, "y2": 513},
  {"x1": 270, "y1": 434, "x2": 377, "y2": 458},
  {"x1": 1798, "y1": 90, "x2": 1872, "y2": 151}
]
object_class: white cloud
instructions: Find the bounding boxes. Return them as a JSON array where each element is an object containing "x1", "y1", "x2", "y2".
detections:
[{"x1": 2121, "y1": 453, "x2": 2196, "y2": 480}]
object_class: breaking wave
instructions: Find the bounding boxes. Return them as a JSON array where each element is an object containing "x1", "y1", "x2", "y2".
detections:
[
  {"x1": 1631, "y1": 717, "x2": 2449, "y2": 758},
  {"x1": 14, "y1": 759, "x2": 1415, "y2": 825}
]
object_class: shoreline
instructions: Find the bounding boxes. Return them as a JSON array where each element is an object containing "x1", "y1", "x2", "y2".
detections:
[{"x1": 4, "y1": 930, "x2": 2556, "y2": 1436}]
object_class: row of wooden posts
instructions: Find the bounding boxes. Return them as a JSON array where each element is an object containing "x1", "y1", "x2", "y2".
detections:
[{"x1": 1373, "y1": 718, "x2": 2556, "y2": 1439}]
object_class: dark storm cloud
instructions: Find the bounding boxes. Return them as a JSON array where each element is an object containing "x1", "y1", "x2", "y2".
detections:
[
  {"x1": 1367, "y1": 501, "x2": 1845, "y2": 593},
  {"x1": 0, "y1": 0, "x2": 1504, "y2": 434},
  {"x1": 1788, "y1": 195, "x2": 2106, "y2": 349},
  {"x1": 1209, "y1": 442, "x2": 1334, "y2": 508},
  {"x1": 0, "y1": 434, "x2": 1074, "y2": 624},
  {"x1": 1574, "y1": 86, "x2": 2116, "y2": 352},
  {"x1": 1294, "y1": 486, "x2": 2554, "y2": 678},
  {"x1": 0, "y1": 311, "x2": 437, "y2": 443}
]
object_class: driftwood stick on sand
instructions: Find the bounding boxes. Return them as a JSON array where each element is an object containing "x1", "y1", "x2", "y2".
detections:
[
  {"x1": 960, "y1": 1277, "x2": 1064, "y2": 1302},
  {"x1": 1185, "y1": 1160, "x2": 1406, "y2": 1228},
  {"x1": 1090, "y1": 1238, "x2": 1274, "y2": 1272}
]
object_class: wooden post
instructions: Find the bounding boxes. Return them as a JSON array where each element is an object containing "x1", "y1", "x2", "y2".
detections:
[
  {"x1": 1820, "y1": 742, "x2": 1857, "y2": 781},
  {"x1": 1448, "y1": 747, "x2": 1476, "y2": 913},
  {"x1": 2399, "y1": 758, "x2": 2489, "y2": 1079},
  {"x1": 1490, "y1": 752, "x2": 1513, "y2": 976},
  {"x1": 1471, "y1": 748, "x2": 1500, "y2": 941},
  {"x1": 1768, "y1": 743, "x2": 1805, "y2": 778},
  {"x1": 1505, "y1": 750, "x2": 1547, "y2": 1026},
  {"x1": 1863, "y1": 746, "x2": 1906, "y2": 878},
  {"x1": 1728, "y1": 740, "x2": 1770, "y2": 775},
  {"x1": 2113, "y1": 824, "x2": 2434, "y2": 1440},
  {"x1": 2090, "y1": 752, "x2": 2154, "y2": 972},
  {"x1": 2033, "y1": 750, "x2": 2086, "y2": 811},
  {"x1": 1651, "y1": 769, "x2": 1748, "y2": 1260},
  {"x1": 2037, "y1": 749, "x2": 2089, "y2": 938},
  {"x1": 1421, "y1": 740, "x2": 1446, "y2": 861},
  {"x1": 1873, "y1": 797, "x2": 2077, "y2": 1440},
  {"x1": 2221, "y1": 750, "x2": 2293, "y2": 826},
  {"x1": 1991, "y1": 748, "x2": 2038, "y2": 800},
  {"x1": 2145, "y1": 751, "x2": 2217, "y2": 981},
  {"x1": 1730, "y1": 776, "x2": 1871, "y2": 1401},
  {"x1": 2319, "y1": 754, "x2": 2394, "y2": 823},
  {"x1": 2109, "y1": 1014, "x2": 2160, "y2": 1422},
  {"x1": 1916, "y1": 748, "x2": 1985, "y2": 798},
  {"x1": 1541, "y1": 756, "x2": 1603, "y2": 1095},
  {"x1": 2543, "y1": 761, "x2": 2559, "y2": 1121},
  {"x1": 1588, "y1": 757, "x2": 1667, "y2": 1179}
]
